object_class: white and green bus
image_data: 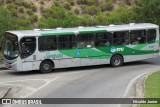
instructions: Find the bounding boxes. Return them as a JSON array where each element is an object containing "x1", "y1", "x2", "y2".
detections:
[{"x1": 3, "y1": 23, "x2": 159, "y2": 73}]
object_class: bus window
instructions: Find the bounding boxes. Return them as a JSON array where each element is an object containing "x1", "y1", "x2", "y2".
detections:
[
  {"x1": 58, "y1": 35, "x2": 76, "y2": 50},
  {"x1": 113, "y1": 31, "x2": 129, "y2": 45},
  {"x1": 4, "y1": 33, "x2": 19, "y2": 60},
  {"x1": 20, "y1": 37, "x2": 36, "y2": 59},
  {"x1": 39, "y1": 36, "x2": 57, "y2": 51},
  {"x1": 147, "y1": 29, "x2": 156, "y2": 43},
  {"x1": 77, "y1": 33, "x2": 94, "y2": 48},
  {"x1": 130, "y1": 30, "x2": 146, "y2": 45},
  {"x1": 95, "y1": 32, "x2": 112, "y2": 47}
]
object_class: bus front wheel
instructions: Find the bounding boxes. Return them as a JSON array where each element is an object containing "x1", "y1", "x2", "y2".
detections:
[
  {"x1": 40, "y1": 60, "x2": 53, "y2": 73},
  {"x1": 110, "y1": 55, "x2": 123, "y2": 67}
]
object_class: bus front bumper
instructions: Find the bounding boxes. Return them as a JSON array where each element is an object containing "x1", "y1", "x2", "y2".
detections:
[{"x1": 3, "y1": 60, "x2": 19, "y2": 71}]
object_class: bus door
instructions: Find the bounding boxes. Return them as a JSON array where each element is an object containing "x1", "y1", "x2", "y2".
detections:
[{"x1": 20, "y1": 37, "x2": 37, "y2": 71}]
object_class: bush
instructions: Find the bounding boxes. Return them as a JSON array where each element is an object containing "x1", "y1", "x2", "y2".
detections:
[
  {"x1": 32, "y1": 5, "x2": 37, "y2": 12},
  {"x1": 42, "y1": 6, "x2": 67, "y2": 19},
  {"x1": 40, "y1": 0, "x2": 45, "y2": 5},
  {"x1": 88, "y1": 6, "x2": 100, "y2": 15},
  {"x1": 6, "y1": 3, "x2": 16, "y2": 11},
  {"x1": 54, "y1": 1, "x2": 61, "y2": 7},
  {"x1": 86, "y1": 0, "x2": 98, "y2": 6},
  {"x1": 40, "y1": 6, "x2": 45, "y2": 13},
  {"x1": 22, "y1": 1, "x2": 31, "y2": 8},
  {"x1": 74, "y1": 8, "x2": 80, "y2": 14},
  {"x1": 27, "y1": 9, "x2": 33, "y2": 15},
  {"x1": 95, "y1": 13, "x2": 109, "y2": 25},
  {"x1": 6, "y1": 0, "x2": 12, "y2": 4},
  {"x1": 81, "y1": 5, "x2": 88, "y2": 14},
  {"x1": 10, "y1": 8, "x2": 18, "y2": 17},
  {"x1": 19, "y1": 7, "x2": 25, "y2": 13},
  {"x1": 79, "y1": 14, "x2": 97, "y2": 26},
  {"x1": 64, "y1": 2, "x2": 71, "y2": 10},
  {"x1": 100, "y1": 0, "x2": 115, "y2": 11},
  {"x1": 38, "y1": 17, "x2": 48, "y2": 28},
  {"x1": 30, "y1": 15, "x2": 38, "y2": 23},
  {"x1": 17, "y1": 19, "x2": 32, "y2": 28},
  {"x1": 124, "y1": 0, "x2": 132, "y2": 5},
  {"x1": 68, "y1": 0, "x2": 74, "y2": 6}
]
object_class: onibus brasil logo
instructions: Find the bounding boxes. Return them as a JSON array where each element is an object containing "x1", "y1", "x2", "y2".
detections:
[{"x1": 111, "y1": 47, "x2": 124, "y2": 53}]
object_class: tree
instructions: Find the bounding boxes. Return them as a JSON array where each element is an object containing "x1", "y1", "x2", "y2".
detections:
[
  {"x1": 0, "y1": 6, "x2": 17, "y2": 49},
  {"x1": 133, "y1": 0, "x2": 160, "y2": 25}
]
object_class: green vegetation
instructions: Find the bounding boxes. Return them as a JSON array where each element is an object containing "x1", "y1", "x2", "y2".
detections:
[
  {"x1": 0, "y1": 0, "x2": 160, "y2": 51},
  {"x1": 139, "y1": 71, "x2": 160, "y2": 107},
  {"x1": 0, "y1": 51, "x2": 4, "y2": 61}
]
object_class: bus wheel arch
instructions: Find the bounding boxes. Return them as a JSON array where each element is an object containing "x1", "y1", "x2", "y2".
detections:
[
  {"x1": 110, "y1": 54, "x2": 124, "y2": 67},
  {"x1": 40, "y1": 59, "x2": 54, "y2": 73}
]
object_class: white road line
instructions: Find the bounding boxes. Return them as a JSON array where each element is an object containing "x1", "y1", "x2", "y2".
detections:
[
  {"x1": 24, "y1": 77, "x2": 59, "y2": 98},
  {"x1": 0, "y1": 84, "x2": 36, "y2": 92},
  {"x1": 0, "y1": 79, "x2": 52, "y2": 84},
  {"x1": 0, "y1": 77, "x2": 60, "y2": 98}
]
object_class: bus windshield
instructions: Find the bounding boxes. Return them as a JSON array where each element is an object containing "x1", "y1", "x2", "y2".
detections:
[{"x1": 4, "y1": 33, "x2": 19, "y2": 60}]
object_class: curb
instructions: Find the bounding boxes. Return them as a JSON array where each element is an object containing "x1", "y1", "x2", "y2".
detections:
[{"x1": 118, "y1": 72, "x2": 153, "y2": 107}]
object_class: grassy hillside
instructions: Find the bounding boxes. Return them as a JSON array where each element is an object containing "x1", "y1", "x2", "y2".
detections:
[{"x1": 0, "y1": 0, "x2": 160, "y2": 49}]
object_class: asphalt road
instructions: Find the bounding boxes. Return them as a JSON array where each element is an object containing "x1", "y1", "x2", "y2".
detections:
[{"x1": 1, "y1": 57, "x2": 160, "y2": 107}]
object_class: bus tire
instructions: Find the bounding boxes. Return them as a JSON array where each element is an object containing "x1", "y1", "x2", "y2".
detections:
[
  {"x1": 110, "y1": 55, "x2": 123, "y2": 67},
  {"x1": 40, "y1": 60, "x2": 53, "y2": 73}
]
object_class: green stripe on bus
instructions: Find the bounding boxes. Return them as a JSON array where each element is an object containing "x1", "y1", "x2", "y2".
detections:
[
  {"x1": 58, "y1": 47, "x2": 157, "y2": 60},
  {"x1": 133, "y1": 40, "x2": 159, "y2": 50},
  {"x1": 79, "y1": 30, "x2": 107, "y2": 34},
  {"x1": 41, "y1": 32, "x2": 75, "y2": 36},
  {"x1": 133, "y1": 44, "x2": 147, "y2": 50}
]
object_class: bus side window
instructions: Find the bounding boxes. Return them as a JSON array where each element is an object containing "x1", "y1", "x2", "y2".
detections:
[
  {"x1": 130, "y1": 30, "x2": 146, "y2": 45},
  {"x1": 20, "y1": 37, "x2": 36, "y2": 59},
  {"x1": 58, "y1": 34, "x2": 76, "y2": 50},
  {"x1": 95, "y1": 32, "x2": 112, "y2": 47},
  {"x1": 113, "y1": 31, "x2": 129, "y2": 46},
  {"x1": 38, "y1": 36, "x2": 57, "y2": 51},
  {"x1": 147, "y1": 29, "x2": 156, "y2": 43},
  {"x1": 77, "y1": 33, "x2": 94, "y2": 48}
]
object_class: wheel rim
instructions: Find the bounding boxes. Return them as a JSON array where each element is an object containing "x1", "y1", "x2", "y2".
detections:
[
  {"x1": 113, "y1": 57, "x2": 121, "y2": 65},
  {"x1": 43, "y1": 63, "x2": 50, "y2": 70}
]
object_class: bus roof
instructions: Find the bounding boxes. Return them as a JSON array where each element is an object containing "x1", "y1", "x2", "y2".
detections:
[{"x1": 7, "y1": 23, "x2": 159, "y2": 37}]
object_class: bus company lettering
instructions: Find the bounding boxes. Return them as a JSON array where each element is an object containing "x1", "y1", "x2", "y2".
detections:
[
  {"x1": 111, "y1": 47, "x2": 124, "y2": 53},
  {"x1": 44, "y1": 52, "x2": 63, "y2": 59}
]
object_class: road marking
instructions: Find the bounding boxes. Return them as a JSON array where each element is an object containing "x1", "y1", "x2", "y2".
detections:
[
  {"x1": 0, "y1": 79, "x2": 52, "y2": 84},
  {"x1": 0, "y1": 77, "x2": 60, "y2": 98},
  {"x1": 24, "y1": 77, "x2": 60, "y2": 98},
  {"x1": 0, "y1": 84, "x2": 36, "y2": 92}
]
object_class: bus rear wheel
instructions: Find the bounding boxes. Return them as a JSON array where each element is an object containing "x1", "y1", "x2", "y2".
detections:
[
  {"x1": 40, "y1": 60, "x2": 53, "y2": 73},
  {"x1": 110, "y1": 55, "x2": 123, "y2": 67}
]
